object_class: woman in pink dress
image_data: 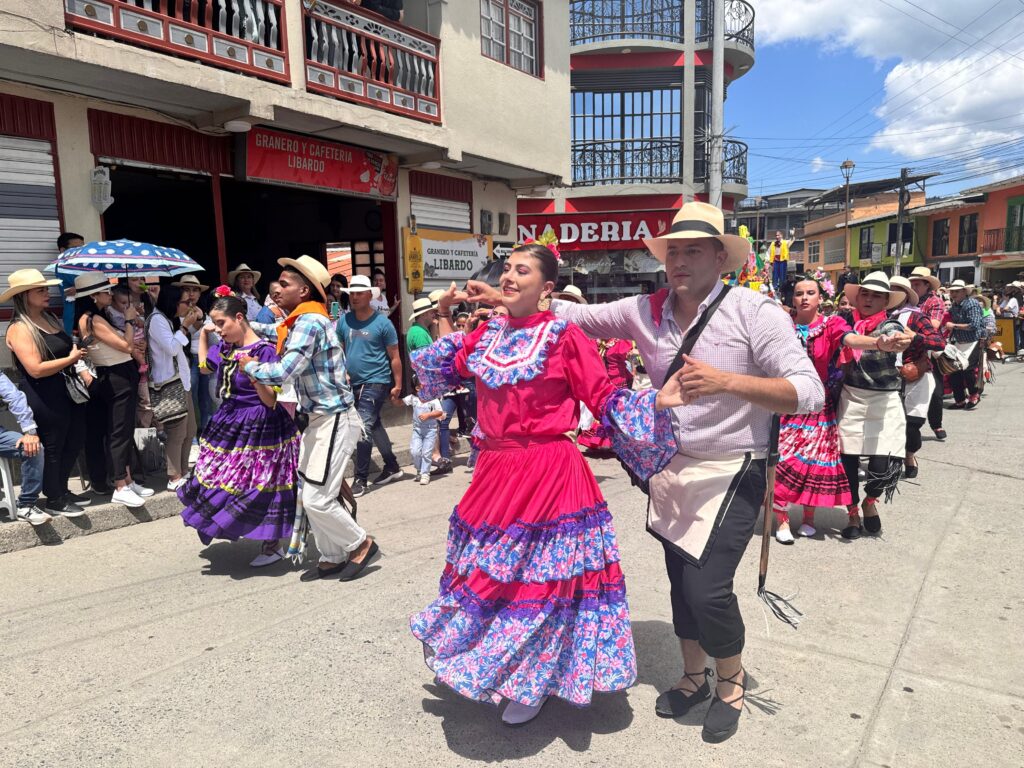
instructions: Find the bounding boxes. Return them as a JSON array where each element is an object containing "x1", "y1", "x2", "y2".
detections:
[
  {"x1": 411, "y1": 243, "x2": 682, "y2": 727},
  {"x1": 773, "y1": 276, "x2": 894, "y2": 543},
  {"x1": 578, "y1": 338, "x2": 634, "y2": 454}
]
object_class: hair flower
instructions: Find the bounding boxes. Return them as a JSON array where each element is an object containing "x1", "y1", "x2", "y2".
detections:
[
  {"x1": 214, "y1": 284, "x2": 233, "y2": 297},
  {"x1": 518, "y1": 227, "x2": 563, "y2": 262}
]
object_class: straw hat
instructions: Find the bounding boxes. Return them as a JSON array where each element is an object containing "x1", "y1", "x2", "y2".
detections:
[
  {"x1": 171, "y1": 274, "x2": 209, "y2": 292},
  {"x1": 949, "y1": 279, "x2": 971, "y2": 292},
  {"x1": 342, "y1": 274, "x2": 382, "y2": 300},
  {"x1": 844, "y1": 271, "x2": 907, "y2": 310},
  {"x1": 908, "y1": 266, "x2": 940, "y2": 291},
  {"x1": 642, "y1": 201, "x2": 750, "y2": 273},
  {"x1": 0, "y1": 268, "x2": 62, "y2": 303},
  {"x1": 228, "y1": 263, "x2": 262, "y2": 284},
  {"x1": 73, "y1": 272, "x2": 114, "y2": 299},
  {"x1": 888, "y1": 275, "x2": 919, "y2": 308},
  {"x1": 277, "y1": 255, "x2": 329, "y2": 300},
  {"x1": 409, "y1": 297, "x2": 436, "y2": 323},
  {"x1": 555, "y1": 284, "x2": 588, "y2": 304}
]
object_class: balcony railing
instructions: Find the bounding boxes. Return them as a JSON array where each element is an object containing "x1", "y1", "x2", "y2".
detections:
[
  {"x1": 572, "y1": 137, "x2": 681, "y2": 186},
  {"x1": 983, "y1": 226, "x2": 1024, "y2": 253},
  {"x1": 569, "y1": 0, "x2": 684, "y2": 46},
  {"x1": 696, "y1": 0, "x2": 756, "y2": 49},
  {"x1": 694, "y1": 139, "x2": 748, "y2": 186},
  {"x1": 303, "y1": 0, "x2": 441, "y2": 124},
  {"x1": 65, "y1": 0, "x2": 290, "y2": 83}
]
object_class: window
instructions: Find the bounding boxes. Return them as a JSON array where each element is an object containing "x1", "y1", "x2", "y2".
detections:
[
  {"x1": 824, "y1": 236, "x2": 845, "y2": 265},
  {"x1": 807, "y1": 240, "x2": 820, "y2": 264},
  {"x1": 932, "y1": 218, "x2": 949, "y2": 257},
  {"x1": 350, "y1": 240, "x2": 386, "y2": 277},
  {"x1": 482, "y1": 0, "x2": 540, "y2": 77},
  {"x1": 887, "y1": 222, "x2": 913, "y2": 258},
  {"x1": 958, "y1": 213, "x2": 978, "y2": 254},
  {"x1": 859, "y1": 227, "x2": 873, "y2": 261}
]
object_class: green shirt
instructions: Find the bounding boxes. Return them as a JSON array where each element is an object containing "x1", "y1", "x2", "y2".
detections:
[{"x1": 406, "y1": 323, "x2": 434, "y2": 352}]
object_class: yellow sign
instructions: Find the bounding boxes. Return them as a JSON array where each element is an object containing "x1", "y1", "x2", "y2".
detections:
[
  {"x1": 403, "y1": 229, "x2": 424, "y2": 293},
  {"x1": 994, "y1": 317, "x2": 1017, "y2": 355}
]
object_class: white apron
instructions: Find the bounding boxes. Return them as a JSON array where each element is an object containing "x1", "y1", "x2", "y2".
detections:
[
  {"x1": 838, "y1": 385, "x2": 906, "y2": 458},
  {"x1": 902, "y1": 372, "x2": 935, "y2": 419},
  {"x1": 648, "y1": 452, "x2": 763, "y2": 567}
]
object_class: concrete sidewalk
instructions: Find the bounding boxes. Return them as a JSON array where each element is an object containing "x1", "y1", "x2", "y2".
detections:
[{"x1": 0, "y1": 420, "x2": 471, "y2": 555}]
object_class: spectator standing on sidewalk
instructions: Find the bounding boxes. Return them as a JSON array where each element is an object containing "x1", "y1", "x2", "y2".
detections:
[
  {"x1": 56, "y1": 232, "x2": 85, "y2": 335},
  {"x1": 946, "y1": 280, "x2": 986, "y2": 411},
  {"x1": 172, "y1": 275, "x2": 215, "y2": 432},
  {"x1": 406, "y1": 298, "x2": 437, "y2": 352},
  {"x1": 337, "y1": 274, "x2": 404, "y2": 497},
  {"x1": 229, "y1": 264, "x2": 262, "y2": 321},
  {"x1": 4, "y1": 269, "x2": 88, "y2": 517},
  {"x1": 0, "y1": 371, "x2": 48, "y2": 525}
]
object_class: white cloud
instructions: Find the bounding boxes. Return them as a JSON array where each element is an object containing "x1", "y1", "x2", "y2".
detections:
[
  {"x1": 753, "y1": 0, "x2": 1024, "y2": 183},
  {"x1": 810, "y1": 156, "x2": 826, "y2": 173}
]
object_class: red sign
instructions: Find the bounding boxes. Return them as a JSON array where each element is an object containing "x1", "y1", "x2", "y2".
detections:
[
  {"x1": 244, "y1": 127, "x2": 398, "y2": 199},
  {"x1": 517, "y1": 211, "x2": 674, "y2": 251}
]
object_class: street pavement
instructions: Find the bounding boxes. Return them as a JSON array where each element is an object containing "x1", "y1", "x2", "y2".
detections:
[{"x1": 1, "y1": 366, "x2": 1022, "y2": 767}]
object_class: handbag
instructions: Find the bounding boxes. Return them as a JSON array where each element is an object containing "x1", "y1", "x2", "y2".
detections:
[
  {"x1": 40, "y1": 322, "x2": 91, "y2": 404},
  {"x1": 145, "y1": 313, "x2": 189, "y2": 425},
  {"x1": 619, "y1": 285, "x2": 733, "y2": 496}
]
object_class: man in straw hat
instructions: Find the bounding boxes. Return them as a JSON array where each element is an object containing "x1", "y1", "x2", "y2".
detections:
[
  {"x1": 909, "y1": 267, "x2": 948, "y2": 440},
  {"x1": 945, "y1": 279, "x2": 986, "y2": 411},
  {"x1": 238, "y1": 256, "x2": 380, "y2": 582},
  {"x1": 468, "y1": 201, "x2": 825, "y2": 742},
  {"x1": 407, "y1": 297, "x2": 437, "y2": 353}
]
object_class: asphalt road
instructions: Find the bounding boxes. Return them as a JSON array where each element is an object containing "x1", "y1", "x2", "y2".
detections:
[{"x1": 1, "y1": 366, "x2": 1022, "y2": 767}]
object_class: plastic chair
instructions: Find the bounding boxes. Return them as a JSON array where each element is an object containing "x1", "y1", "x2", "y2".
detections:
[{"x1": 0, "y1": 456, "x2": 17, "y2": 521}]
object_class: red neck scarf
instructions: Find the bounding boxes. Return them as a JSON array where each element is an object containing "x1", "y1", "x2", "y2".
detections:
[
  {"x1": 841, "y1": 309, "x2": 888, "y2": 364},
  {"x1": 276, "y1": 302, "x2": 329, "y2": 355}
]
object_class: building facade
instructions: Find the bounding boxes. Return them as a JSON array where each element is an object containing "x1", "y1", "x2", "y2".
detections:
[
  {"x1": 517, "y1": 0, "x2": 754, "y2": 300},
  {"x1": 0, "y1": 0, "x2": 569, "y2": 354},
  {"x1": 733, "y1": 188, "x2": 828, "y2": 243}
]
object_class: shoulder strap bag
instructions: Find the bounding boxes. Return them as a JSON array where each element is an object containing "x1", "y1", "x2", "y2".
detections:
[
  {"x1": 620, "y1": 285, "x2": 733, "y2": 495},
  {"x1": 39, "y1": 320, "x2": 90, "y2": 405},
  {"x1": 145, "y1": 312, "x2": 189, "y2": 425}
]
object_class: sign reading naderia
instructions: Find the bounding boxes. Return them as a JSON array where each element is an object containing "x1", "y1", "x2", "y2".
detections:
[
  {"x1": 243, "y1": 127, "x2": 398, "y2": 199},
  {"x1": 517, "y1": 211, "x2": 673, "y2": 251}
]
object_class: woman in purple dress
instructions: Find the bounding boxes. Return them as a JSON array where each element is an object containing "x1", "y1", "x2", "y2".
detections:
[{"x1": 178, "y1": 292, "x2": 300, "y2": 567}]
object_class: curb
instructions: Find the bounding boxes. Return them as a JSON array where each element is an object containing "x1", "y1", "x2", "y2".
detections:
[{"x1": 0, "y1": 438, "x2": 472, "y2": 556}]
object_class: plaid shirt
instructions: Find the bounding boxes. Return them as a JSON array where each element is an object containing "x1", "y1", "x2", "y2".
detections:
[
  {"x1": 247, "y1": 314, "x2": 353, "y2": 415},
  {"x1": 918, "y1": 291, "x2": 946, "y2": 328},
  {"x1": 843, "y1": 317, "x2": 905, "y2": 392},
  {"x1": 949, "y1": 297, "x2": 985, "y2": 343}
]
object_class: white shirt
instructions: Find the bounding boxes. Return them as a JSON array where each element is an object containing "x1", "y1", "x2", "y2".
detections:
[
  {"x1": 1000, "y1": 297, "x2": 1019, "y2": 318},
  {"x1": 370, "y1": 295, "x2": 389, "y2": 314},
  {"x1": 147, "y1": 312, "x2": 192, "y2": 390},
  {"x1": 241, "y1": 293, "x2": 261, "y2": 322}
]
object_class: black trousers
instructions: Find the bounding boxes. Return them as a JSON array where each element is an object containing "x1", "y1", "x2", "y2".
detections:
[
  {"x1": 662, "y1": 459, "x2": 765, "y2": 659},
  {"x1": 905, "y1": 415, "x2": 926, "y2": 455},
  {"x1": 96, "y1": 362, "x2": 140, "y2": 483},
  {"x1": 949, "y1": 344, "x2": 981, "y2": 402},
  {"x1": 927, "y1": 366, "x2": 944, "y2": 431},
  {"x1": 38, "y1": 400, "x2": 86, "y2": 504},
  {"x1": 841, "y1": 453, "x2": 896, "y2": 506}
]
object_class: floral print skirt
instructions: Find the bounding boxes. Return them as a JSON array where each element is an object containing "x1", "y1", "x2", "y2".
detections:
[{"x1": 411, "y1": 435, "x2": 636, "y2": 708}]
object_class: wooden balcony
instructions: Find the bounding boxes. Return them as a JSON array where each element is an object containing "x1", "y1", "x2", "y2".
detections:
[
  {"x1": 64, "y1": 0, "x2": 291, "y2": 83},
  {"x1": 303, "y1": 0, "x2": 441, "y2": 124},
  {"x1": 984, "y1": 226, "x2": 1024, "y2": 254}
]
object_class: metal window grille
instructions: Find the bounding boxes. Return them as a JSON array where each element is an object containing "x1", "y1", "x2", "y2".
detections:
[
  {"x1": 958, "y1": 213, "x2": 978, "y2": 254},
  {"x1": 932, "y1": 218, "x2": 949, "y2": 257}
]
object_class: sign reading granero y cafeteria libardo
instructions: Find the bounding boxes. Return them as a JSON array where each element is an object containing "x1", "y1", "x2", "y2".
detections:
[{"x1": 240, "y1": 127, "x2": 398, "y2": 200}]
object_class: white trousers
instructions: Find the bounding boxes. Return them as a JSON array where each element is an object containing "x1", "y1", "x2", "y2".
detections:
[{"x1": 301, "y1": 409, "x2": 366, "y2": 563}]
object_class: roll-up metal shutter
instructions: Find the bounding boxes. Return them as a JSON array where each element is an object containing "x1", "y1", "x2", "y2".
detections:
[
  {"x1": 411, "y1": 194, "x2": 472, "y2": 232},
  {"x1": 0, "y1": 135, "x2": 61, "y2": 290}
]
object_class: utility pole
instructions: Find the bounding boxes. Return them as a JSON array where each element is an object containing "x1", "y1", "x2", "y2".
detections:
[
  {"x1": 894, "y1": 167, "x2": 909, "y2": 274},
  {"x1": 841, "y1": 159, "x2": 855, "y2": 269},
  {"x1": 709, "y1": 0, "x2": 724, "y2": 207}
]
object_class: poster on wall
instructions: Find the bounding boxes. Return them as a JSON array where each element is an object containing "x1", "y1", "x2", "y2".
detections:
[
  {"x1": 403, "y1": 228, "x2": 492, "y2": 288},
  {"x1": 241, "y1": 127, "x2": 398, "y2": 199}
]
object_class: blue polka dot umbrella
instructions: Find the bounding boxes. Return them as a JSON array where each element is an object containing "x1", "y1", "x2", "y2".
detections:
[{"x1": 45, "y1": 239, "x2": 204, "y2": 278}]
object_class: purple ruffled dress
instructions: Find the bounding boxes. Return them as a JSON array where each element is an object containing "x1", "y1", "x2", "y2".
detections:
[{"x1": 178, "y1": 340, "x2": 300, "y2": 544}]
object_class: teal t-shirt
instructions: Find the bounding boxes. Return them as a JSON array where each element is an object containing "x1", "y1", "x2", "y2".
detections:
[
  {"x1": 406, "y1": 323, "x2": 433, "y2": 352},
  {"x1": 336, "y1": 311, "x2": 399, "y2": 386}
]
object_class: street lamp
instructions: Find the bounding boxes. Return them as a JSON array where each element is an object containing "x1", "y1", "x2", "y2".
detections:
[{"x1": 841, "y1": 159, "x2": 856, "y2": 271}]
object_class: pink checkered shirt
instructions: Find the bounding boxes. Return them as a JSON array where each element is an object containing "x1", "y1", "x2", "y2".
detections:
[{"x1": 553, "y1": 282, "x2": 824, "y2": 459}]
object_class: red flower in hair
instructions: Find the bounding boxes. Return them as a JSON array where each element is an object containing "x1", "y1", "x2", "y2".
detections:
[{"x1": 214, "y1": 285, "x2": 233, "y2": 297}]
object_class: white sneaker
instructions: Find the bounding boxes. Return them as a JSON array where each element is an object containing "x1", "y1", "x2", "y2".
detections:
[
  {"x1": 775, "y1": 527, "x2": 795, "y2": 545},
  {"x1": 419, "y1": 473, "x2": 430, "y2": 486},
  {"x1": 501, "y1": 697, "x2": 548, "y2": 727},
  {"x1": 167, "y1": 478, "x2": 187, "y2": 492},
  {"x1": 130, "y1": 482, "x2": 155, "y2": 498},
  {"x1": 250, "y1": 548, "x2": 284, "y2": 568},
  {"x1": 798, "y1": 523, "x2": 817, "y2": 537},
  {"x1": 112, "y1": 486, "x2": 146, "y2": 508},
  {"x1": 16, "y1": 506, "x2": 51, "y2": 526}
]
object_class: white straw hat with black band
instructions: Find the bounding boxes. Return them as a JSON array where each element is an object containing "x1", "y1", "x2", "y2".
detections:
[
  {"x1": 171, "y1": 274, "x2": 210, "y2": 291},
  {"x1": 642, "y1": 201, "x2": 751, "y2": 274},
  {"x1": 341, "y1": 274, "x2": 382, "y2": 300},
  {"x1": 888, "y1": 275, "x2": 919, "y2": 307},
  {"x1": 844, "y1": 271, "x2": 907, "y2": 310},
  {"x1": 73, "y1": 272, "x2": 114, "y2": 299},
  {"x1": 409, "y1": 297, "x2": 436, "y2": 322}
]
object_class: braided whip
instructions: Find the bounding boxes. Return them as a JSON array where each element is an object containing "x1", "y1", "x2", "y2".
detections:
[{"x1": 758, "y1": 414, "x2": 804, "y2": 629}]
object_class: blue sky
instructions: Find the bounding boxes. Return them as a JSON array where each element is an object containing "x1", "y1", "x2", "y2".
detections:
[{"x1": 724, "y1": 0, "x2": 1024, "y2": 199}]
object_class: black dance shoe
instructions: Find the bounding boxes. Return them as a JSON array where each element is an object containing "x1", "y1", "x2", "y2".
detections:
[
  {"x1": 702, "y1": 668, "x2": 746, "y2": 743},
  {"x1": 655, "y1": 668, "x2": 712, "y2": 718}
]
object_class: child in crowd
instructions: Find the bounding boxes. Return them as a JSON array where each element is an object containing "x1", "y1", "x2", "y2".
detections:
[
  {"x1": 403, "y1": 377, "x2": 444, "y2": 486},
  {"x1": 107, "y1": 284, "x2": 150, "y2": 425}
]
